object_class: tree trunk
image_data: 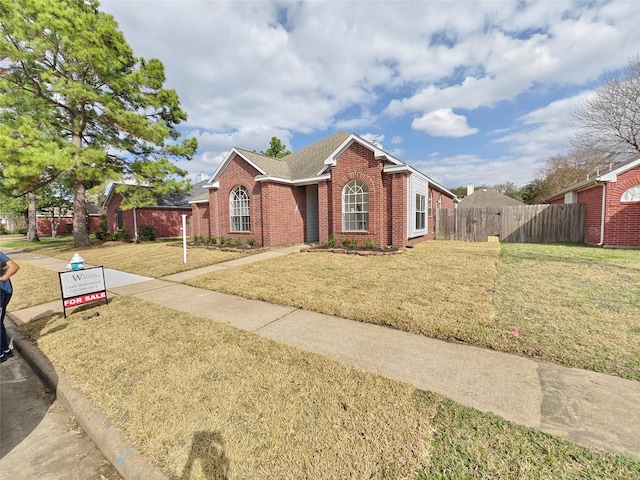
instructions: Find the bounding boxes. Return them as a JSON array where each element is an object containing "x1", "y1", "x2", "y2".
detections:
[
  {"x1": 27, "y1": 191, "x2": 40, "y2": 242},
  {"x1": 73, "y1": 180, "x2": 91, "y2": 247},
  {"x1": 72, "y1": 128, "x2": 90, "y2": 247}
]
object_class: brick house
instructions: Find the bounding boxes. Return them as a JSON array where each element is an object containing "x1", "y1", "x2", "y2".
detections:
[
  {"x1": 190, "y1": 131, "x2": 456, "y2": 249},
  {"x1": 103, "y1": 179, "x2": 209, "y2": 240},
  {"x1": 545, "y1": 155, "x2": 640, "y2": 247},
  {"x1": 36, "y1": 204, "x2": 101, "y2": 236}
]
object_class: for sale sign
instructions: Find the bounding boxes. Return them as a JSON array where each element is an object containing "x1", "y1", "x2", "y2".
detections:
[{"x1": 59, "y1": 266, "x2": 108, "y2": 317}]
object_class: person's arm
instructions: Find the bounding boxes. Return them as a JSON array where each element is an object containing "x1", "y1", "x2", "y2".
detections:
[{"x1": 0, "y1": 259, "x2": 20, "y2": 282}]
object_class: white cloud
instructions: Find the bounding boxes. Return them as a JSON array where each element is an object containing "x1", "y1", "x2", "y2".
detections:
[
  {"x1": 411, "y1": 153, "x2": 541, "y2": 188},
  {"x1": 98, "y1": 0, "x2": 640, "y2": 185},
  {"x1": 412, "y1": 109, "x2": 478, "y2": 138},
  {"x1": 494, "y1": 92, "x2": 589, "y2": 158},
  {"x1": 360, "y1": 133, "x2": 385, "y2": 144}
]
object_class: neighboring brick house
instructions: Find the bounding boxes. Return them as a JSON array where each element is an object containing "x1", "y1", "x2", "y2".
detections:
[
  {"x1": 544, "y1": 155, "x2": 640, "y2": 247},
  {"x1": 190, "y1": 131, "x2": 456, "y2": 249},
  {"x1": 103, "y1": 179, "x2": 209, "y2": 240},
  {"x1": 36, "y1": 204, "x2": 101, "y2": 236}
]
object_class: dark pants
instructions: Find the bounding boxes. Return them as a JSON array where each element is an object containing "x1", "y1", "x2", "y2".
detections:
[{"x1": 0, "y1": 289, "x2": 12, "y2": 352}]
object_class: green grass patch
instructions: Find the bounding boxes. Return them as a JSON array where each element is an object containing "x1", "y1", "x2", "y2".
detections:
[{"x1": 492, "y1": 243, "x2": 640, "y2": 380}]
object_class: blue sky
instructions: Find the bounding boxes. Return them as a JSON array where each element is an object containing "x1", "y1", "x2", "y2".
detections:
[{"x1": 100, "y1": 0, "x2": 640, "y2": 189}]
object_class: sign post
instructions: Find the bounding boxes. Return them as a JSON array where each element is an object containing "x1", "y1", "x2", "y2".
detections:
[
  {"x1": 59, "y1": 266, "x2": 108, "y2": 318},
  {"x1": 182, "y1": 214, "x2": 188, "y2": 264}
]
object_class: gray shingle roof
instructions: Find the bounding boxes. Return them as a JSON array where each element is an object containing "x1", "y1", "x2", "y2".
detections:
[
  {"x1": 157, "y1": 179, "x2": 210, "y2": 207},
  {"x1": 458, "y1": 189, "x2": 524, "y2": 208},
  {"x1": 234, "y1": 131, "x2": 351, "y2": 181},
  {"x1": 235, "y1": 148, "x2": 293, "y2": 179}
]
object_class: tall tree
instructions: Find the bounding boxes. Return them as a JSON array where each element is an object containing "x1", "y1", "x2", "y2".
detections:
[
  {"x1": 261, "y1": 137, "x2": 291, "y2": 158},
  {"x1": 572, "y1": 54, "x2": 640, "y2": 157},
  {"x1": 0, "y1": 0, "x2": 197, "y2": 247},
  {"x1": 0, "y1": 89, "x2": 66, "y2": 241}
]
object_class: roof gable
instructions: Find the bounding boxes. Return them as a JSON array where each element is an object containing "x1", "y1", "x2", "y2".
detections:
[
  {"x1": 321, "y1": 133, "x2": 403, "y2": 174},
  {"x1": 209, "y1": 132, "x2": 352, "y2": 185}
]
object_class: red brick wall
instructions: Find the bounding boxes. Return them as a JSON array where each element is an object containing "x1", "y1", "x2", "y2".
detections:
[
  {"x1": 577, "y1": 186, "x2": 605, "y2": 245},
  {"x1": 318, "y1": 180, "x2": 332, "y2": 244},
  {"x1": 191, "y1": 203, "x2": 210, "y2": 237},
  {"x1": 388, "y1": 173, "x2": 408, "y2": 248},
  {"x1": 106, "y1": 194, "x2": 124, "y2": 233},
  {"x1": 603, "y1": 168, "x2": 640, "y2": 247},
  {"x1": 261, "y1": 182, "x2": 305, "y2": 246},
  {"x1": 37, "y1": 216, "x2": 100, "y2": 236},
  {"x1": 209, "y1": 154, "x2": 264, "y2": 246},
  {"x1": 134, "y1": 208, "x2": 190, "y2": 238},
  {"x1": 328, "y1": 141, "x2": 390, "y2": 248},
  {"x1": 106, "y1": 193, "x2": 190, "y2": 239}
]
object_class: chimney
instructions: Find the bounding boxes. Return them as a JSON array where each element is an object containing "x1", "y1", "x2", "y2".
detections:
[
  {"x1": 198, "y1": 171, "x2": 209, "y2": 182},
  {"x1": 467, "y1": 184, "x2": 474, "y2": 196}
]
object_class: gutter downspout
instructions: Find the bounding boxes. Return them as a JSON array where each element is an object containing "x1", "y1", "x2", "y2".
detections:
[{"x1": 597, "y1": 183, "x2": 606, "y2": 246}]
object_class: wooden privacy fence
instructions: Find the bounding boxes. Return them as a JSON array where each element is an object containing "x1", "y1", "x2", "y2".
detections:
[{"x1": 435, "y1": 204, "x2": 585, "y2": 243}]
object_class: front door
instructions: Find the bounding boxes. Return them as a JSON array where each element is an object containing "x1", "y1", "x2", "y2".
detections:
[{"x1": 305, "y1": 185, "x2": 319, "y2": 243}]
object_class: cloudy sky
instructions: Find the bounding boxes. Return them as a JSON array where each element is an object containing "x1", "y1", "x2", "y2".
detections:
[{"x1": 100, "y1": 0, "x2": 640, "y2": 189}]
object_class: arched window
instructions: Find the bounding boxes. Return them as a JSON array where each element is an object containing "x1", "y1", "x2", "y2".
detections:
[
  {"x1": 342, "y1": 180, "x2": 368, "y2": 231},
  {"x1": 621, "y1": 185, "x2": 640, "y2": 202},
  {"x1": 230, "y1": 186, "x2": 250, "y2": 231}
]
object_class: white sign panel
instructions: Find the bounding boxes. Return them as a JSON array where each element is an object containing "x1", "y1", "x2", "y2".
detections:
[
  {"x1": 60, "y1": 267, "x2": 106, "y2": 297},
  {"x1": 59, "y1": 267, "x2": 108, "y2": 316}
]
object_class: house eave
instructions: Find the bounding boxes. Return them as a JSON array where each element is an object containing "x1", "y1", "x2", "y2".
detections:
[
  {"x1": 383, "y1": 165, "x2": 412, "y2": 174},
  {"x1": 543, "y1": 155, "x2": 640, "y2": 202},
  {"x1": 544, "y1": 179, "x2": 604, "y2": 202},
  {"x1": 254, "y1": 174, "x2": 331, "y2": 186}
]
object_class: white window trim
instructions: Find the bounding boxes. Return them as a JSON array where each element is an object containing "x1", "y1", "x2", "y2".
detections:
[
  {"x1": 408, "y1": 175, "x2": 428, "y2": 238},
  {"x1": 621, "y1": 185, "x2": 640, "y2": 202},
  {"x1": 230, "y1": 185, "x2": 250, "y2": 232},
  {"x1": 342, "y1": 180, "x2": 369, "y2": 232}
]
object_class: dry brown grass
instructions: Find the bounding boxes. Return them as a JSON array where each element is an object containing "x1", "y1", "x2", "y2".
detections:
[
  {"x1": 17, "y1": 297, "x2": 639, "y2": 479},
  {"x1": 185, "y1": 241, "x2": 640, "y2": 380},
  {"x1": 19, "y1": 296, "x2": 437, "y2": 479},
  {"x1": 54, "y1": 242, "x2": 246, "y2": 278},
  {"x1": 186, "y1": 241, "x2": 500, "y2": 341},
  {"x1": 9, "y1": 239, "x2": 639, "y2": 380},
  {"x1": 8, "y1": 262, "x2": 61, "y2": 310}
]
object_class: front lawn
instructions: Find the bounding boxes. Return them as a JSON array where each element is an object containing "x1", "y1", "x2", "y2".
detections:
[
  {"x1": 53, "y1": 241, "x2": 247, "y2": 278},
  {"x1": 17, "y1": 296, "x2": 640, "y2": 479},
  {"x1": 185, "y1": 241, "x2": 640, "y2": 380}
]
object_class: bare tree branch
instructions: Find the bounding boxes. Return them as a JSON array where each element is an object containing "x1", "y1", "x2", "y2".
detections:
[{"x1": 572, "y1": 54, "x2": 640, "y2": 158}]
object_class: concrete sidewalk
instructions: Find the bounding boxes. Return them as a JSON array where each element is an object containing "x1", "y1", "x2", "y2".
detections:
[
  {"x1": 3, "y1": 246, "x2": 640, "y2": 479},
  {"x1": 0, "y1": 344, "x2": 122, "y2": 480}
]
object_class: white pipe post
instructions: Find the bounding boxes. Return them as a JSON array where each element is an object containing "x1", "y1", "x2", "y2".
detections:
[
  {"x1": 133, "y1": 207, "x2": 138, "y2": 242},
  {"x1": 181, "y1": 214, "x2": 188, "y2": 264}
]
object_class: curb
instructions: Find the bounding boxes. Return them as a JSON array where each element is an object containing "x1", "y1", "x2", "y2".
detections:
[{"x1": 5, "y1": 318, "x2": 169, "y2": 480}]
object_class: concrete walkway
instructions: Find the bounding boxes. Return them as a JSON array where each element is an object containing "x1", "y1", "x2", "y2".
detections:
[{"x1": 2, "y1": 246, "x2": 639, "y2": 478}]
